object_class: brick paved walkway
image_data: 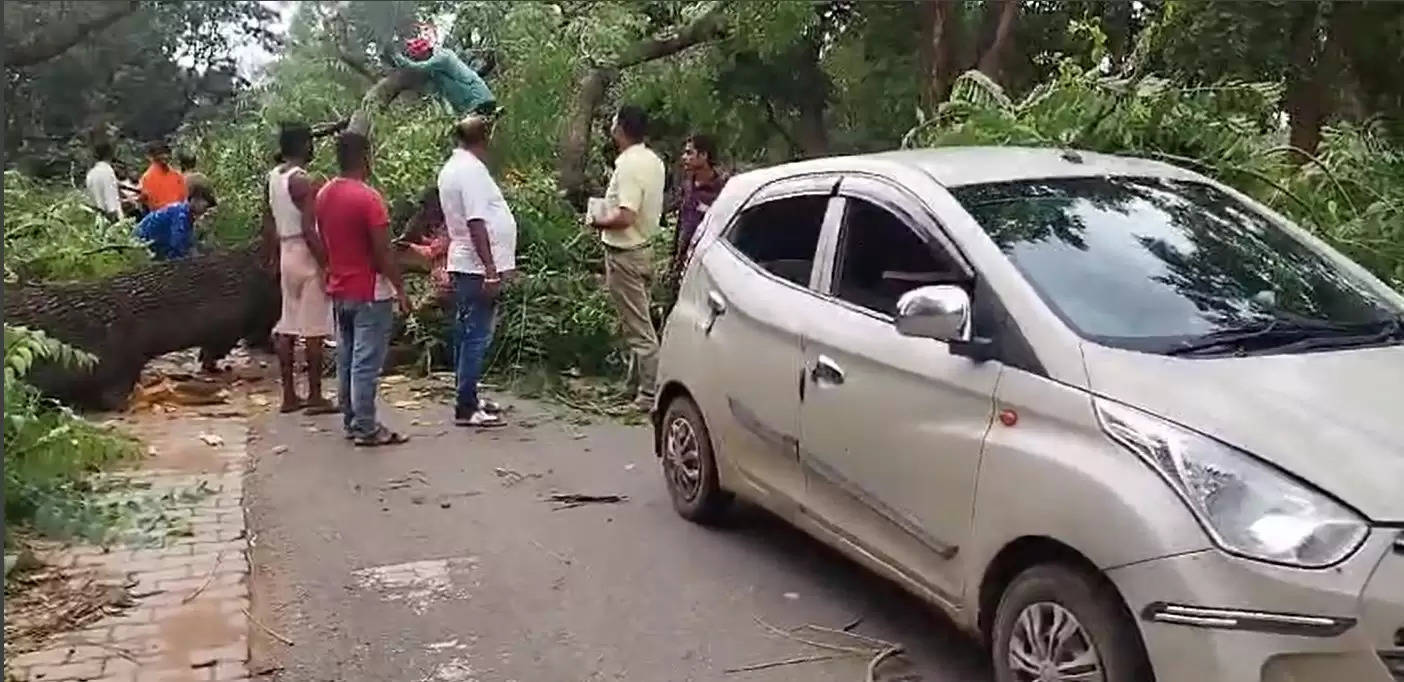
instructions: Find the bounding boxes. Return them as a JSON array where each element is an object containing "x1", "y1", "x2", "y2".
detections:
[{"x1": 9, "y1": 416, "x2": 253, "y2": 682}]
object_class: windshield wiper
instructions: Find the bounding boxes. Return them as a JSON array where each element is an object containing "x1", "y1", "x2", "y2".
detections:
[
  {"x1": 1263, "y1": 315, "x2": 1404, "y2": 354},
  {"x1": 1166, "y1": 316, "x2": 1403, "y2": 357}
]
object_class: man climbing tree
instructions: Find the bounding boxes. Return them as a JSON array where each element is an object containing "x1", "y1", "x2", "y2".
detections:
[{"x1": 389, "y1": 33, "x2": 500, "y2": 118}]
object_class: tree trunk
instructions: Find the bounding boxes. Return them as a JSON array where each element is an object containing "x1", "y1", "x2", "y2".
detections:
[
  {"x1": 921, "y1": 0, "x2": 964, "y2": 107},
  {"x1": 1100, "y1": 0, "x2": 1134, "y2": 71},
  {"x1": 3, "y1": 245, "x2": 279, "y2": 410},
  {"x1": 1285, "y1": 2, "x2": 1336, "y2": 158},
  {"x1": 556, "y1": 67, "x2": 617, "y2": 207},
  {"x1": 975, "y1": 0, "x2": 1019, "y2": 86},
  {"x1": 554, "y1": 2, "x2": 727, "y2": 201},
  {"x1": 4, "y1": 0, "x2": 140, "y2": 68}
]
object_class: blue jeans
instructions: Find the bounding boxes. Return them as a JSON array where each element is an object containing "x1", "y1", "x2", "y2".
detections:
[
  {"x1": 334, "y1": 298, "x2": 395, "y2": 438},
  {"x1": 452, "y1": 273, "x2": 497, "y2": 416}
]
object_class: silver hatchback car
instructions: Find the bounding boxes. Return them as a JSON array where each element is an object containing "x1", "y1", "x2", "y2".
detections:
[{"x1": 651, "y1": 147, "x2": 1404, "y2": 682}]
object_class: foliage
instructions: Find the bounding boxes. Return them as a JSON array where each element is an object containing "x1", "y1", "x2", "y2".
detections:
[
  {"x1": 908, "y1": 67, "x2": 1404, "y2": 288},
  {"x1": 4, "y1": 1, "x2": 279, "y2": 177},
  {"x1": 3, "y1": 326, "x2": 139, "y2": 541},
  {"x1": 2, "y1": 171, "x2": 150, "y2": 283}
]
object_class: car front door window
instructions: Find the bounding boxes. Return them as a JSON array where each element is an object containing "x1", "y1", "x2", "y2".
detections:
[{"x1": 798, "y1": 186, "x2": 1001, "y2": 604}]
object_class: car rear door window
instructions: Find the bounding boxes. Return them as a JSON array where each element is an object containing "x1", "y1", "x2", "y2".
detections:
[
  {"x1": 832, "y1": 198, "x2": 966, "y2": 316},
  {"x1": 724, "y1": 195, "x2": 829, "y2": 287}
]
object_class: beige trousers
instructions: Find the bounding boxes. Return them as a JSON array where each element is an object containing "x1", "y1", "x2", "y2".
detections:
[{"x1": 605, "y1": 246, "x2": 660, "y2": 395}]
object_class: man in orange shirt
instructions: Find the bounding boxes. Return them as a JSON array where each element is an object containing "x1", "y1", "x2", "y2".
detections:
[{"x1": 139, "y1": 141, "x2": 187, "y2": 212}]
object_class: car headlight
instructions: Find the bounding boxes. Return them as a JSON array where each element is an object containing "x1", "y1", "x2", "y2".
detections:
[{"x1": 1095, "y1": 398, "x2": 1368, "y2": 568}]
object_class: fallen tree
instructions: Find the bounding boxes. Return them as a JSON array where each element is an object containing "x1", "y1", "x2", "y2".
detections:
[{"x1": 3, "y1": 245, "x2": 280, "y2": 410}]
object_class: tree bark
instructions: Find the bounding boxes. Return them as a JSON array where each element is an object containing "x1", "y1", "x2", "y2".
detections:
[
  {"x1": 975, "y1": 0, "x2": 1019, "y2": 86},
  {"x1": 921, "y1": 0, "x2": 964, "y2": 107},
  {"x1": 555, "y1": 2, "x2": 728, "y2": 201},
  {"x1": 5, "y1": 0, "x2": 140, "y2": 68},
  {"x1": 3, "y1": 245, "x2": 279, "y2": 410},
  {"x1": 556, "y1": 67, "x2": 617, "y2": 207},
  {"x1": 348, "y1": 68, "x2": 427, "y2": 137},
  {"x1": 1285, "y1": 1, "x2": 1337, "y2": 159}
]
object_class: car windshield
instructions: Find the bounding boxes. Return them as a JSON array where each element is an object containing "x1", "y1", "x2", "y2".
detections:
[{"x1": 951, "y1": 176, "x2": 1403, "y2": 353}]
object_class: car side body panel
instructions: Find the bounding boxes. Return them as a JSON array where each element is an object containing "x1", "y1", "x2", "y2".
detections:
[{"x1": 961, "y1": 367, "x2": 1211, "y2": 631}]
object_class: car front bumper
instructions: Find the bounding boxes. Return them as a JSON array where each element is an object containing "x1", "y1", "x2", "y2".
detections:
[{"x1": 1107, "y1": 529, "x2": 1404, "y2": 682}]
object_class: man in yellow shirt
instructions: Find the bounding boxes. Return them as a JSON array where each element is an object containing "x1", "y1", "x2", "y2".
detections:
[{"x1": 589, "y1": 105, "x2": 666, "y2": 410}]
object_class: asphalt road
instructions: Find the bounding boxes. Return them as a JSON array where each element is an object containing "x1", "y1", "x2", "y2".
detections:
[{"x1": 245, "y1": 390, "x2": 991, "y2": 682}]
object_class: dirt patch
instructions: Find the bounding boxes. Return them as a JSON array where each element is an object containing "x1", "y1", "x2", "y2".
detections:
[{"x1": 156, "y1": 599, "x2": 243, "y2": 668}]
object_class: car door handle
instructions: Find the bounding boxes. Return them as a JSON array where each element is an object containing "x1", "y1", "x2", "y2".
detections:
[
  {"x1": 810, "y1": 355, "x2": 844, "y2": 386},
  {"x1": 704, "y1": 290, "x2": 727, "y2": 335},
  {"x1": 707, "y1": 290, "x2": 727, "y2": 316}
]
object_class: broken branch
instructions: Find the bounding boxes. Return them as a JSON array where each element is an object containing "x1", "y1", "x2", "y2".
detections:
[
  {"x1": 722, "y1": 653, "x2": 845, "y2": 674},
  {"x1": 181, "y1": 551, "x2": 222, "y2": 604},
  {"x1": 243, "y1": 607, "x2": 295, "y2": 646}
]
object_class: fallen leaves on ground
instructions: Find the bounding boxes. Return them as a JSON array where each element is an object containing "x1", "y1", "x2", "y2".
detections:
[{"x1": 3, "y1": 550, "x2": 138, "y2": 659}]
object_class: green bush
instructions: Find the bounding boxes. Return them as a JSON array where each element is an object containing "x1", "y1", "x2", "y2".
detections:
[
  {"x1": 4, "y1": 325, "x2": 139, "y2": 542},
  {"x1": 3, "y1": 171, "x2": 150, "y2": 284}
]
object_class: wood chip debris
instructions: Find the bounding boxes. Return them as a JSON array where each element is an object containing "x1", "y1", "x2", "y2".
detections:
[{"x1": 493, "y1": 467, "x2": 541, "y2": 487}]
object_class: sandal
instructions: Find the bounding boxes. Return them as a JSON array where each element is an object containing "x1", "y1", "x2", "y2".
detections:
[
  {"x1": 304, "y1": 400, "x2": 339, "y2": 416},
  {"x1": 354, "y1": 425, "x2": 410, "y2": 447}
]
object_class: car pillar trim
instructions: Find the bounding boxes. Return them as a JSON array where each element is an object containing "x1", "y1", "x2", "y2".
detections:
[{"x1": 1141, "y1": 602, "x2": 1357, "y2": 637}]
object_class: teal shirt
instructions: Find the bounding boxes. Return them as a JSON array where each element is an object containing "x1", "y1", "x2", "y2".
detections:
[{"x1": 393, "y1": 48, "x2": 495, "y2": 116}]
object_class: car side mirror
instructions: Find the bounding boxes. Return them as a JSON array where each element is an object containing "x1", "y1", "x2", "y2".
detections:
[
  {"x1": 896, "y1": 285, "x2": 972, "y2": 341},
  {"x1": 895, "y1": 285, "x2": 995, "y2": 361}
]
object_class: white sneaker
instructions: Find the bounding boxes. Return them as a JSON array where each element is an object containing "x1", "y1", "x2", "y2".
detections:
[{"x1": 455, "y1": 410, "x2": 505, "y2": 428}]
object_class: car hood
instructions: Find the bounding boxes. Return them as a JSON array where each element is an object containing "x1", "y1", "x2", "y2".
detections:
[{"x1": 1080, "y1": 342, "x2": 1404, "y2": 522}]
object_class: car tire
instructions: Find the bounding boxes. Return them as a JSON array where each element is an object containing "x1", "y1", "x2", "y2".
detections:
[
  {"x1": 991, "y1": 563, "x2": 1153, "y2": 682},
  {"x1": 659, "y1": 395, "x2": 728, "y2": 524}
]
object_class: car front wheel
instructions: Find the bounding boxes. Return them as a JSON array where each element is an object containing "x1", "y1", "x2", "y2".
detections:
[
  {"x1": 659, "y1": 395, "x2": 728, "y2": 524},
  {"x1": 992, "y1": 563, "x2": 1153, "y2": 682}
]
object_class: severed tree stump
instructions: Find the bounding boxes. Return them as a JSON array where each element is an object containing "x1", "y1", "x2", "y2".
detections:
[{"x1": 4, "y1": 245, "x2": 280, "y2": 410}]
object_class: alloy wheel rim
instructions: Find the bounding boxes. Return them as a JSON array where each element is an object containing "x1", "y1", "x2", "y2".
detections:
[
  {"x1": 1007, "y1": 602, "x2": 1104, "y2": 682},
  {"x1": 663, "y1": 416, "x2": 702, "y2": 500}
]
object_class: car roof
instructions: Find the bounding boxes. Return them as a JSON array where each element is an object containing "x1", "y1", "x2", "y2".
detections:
[{"x1": 732, "y1": 146, "x2": 1203, "y2": 189}]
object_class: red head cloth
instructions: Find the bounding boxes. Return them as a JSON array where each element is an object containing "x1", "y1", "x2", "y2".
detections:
[{"x1": 405, "y1": 37, "x2": 432, "y2": 61}]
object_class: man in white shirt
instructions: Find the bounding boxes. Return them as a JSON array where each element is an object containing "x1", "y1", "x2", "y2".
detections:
[
  {"x1": 438, "y1": 115, "x2": 517, "y2": 428},
  {"x1": 85, "y1": 141, "x2": 122, "y2": 221}
]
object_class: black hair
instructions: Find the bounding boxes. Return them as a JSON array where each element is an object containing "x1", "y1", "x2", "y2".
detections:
[
  {"x1": 614, "y1": 105, "x2": 648, "y2": 141},
  {"x1": 686, "y1": 133, "x2": 718, "y2": 166},
  {"x1": 146, "y1": 140, "x2": 170, "y2": 157},
  {"x1": 278, "y1": 123, "x2": 313, "y2": 162},
  {"x1": 177, "y1": 151, "x2": 197, "y2": 170},
  {"x1": 93, "y1": 141, "x2": 114, "y2": 162},
  {"x1": 188, "y1": 183, "x2": 218, "y2": 209},
  {"x1": 336, "y1": 132, "x2": 371, "y2": 173},
  {"x1": 453, "y1": 117, "x2": 492, "y2": 148}
]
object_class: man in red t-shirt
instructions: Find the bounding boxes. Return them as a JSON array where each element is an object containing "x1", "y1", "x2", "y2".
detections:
[{"x1": 316, "y1": 132, "x2": 411, "y2": 447}]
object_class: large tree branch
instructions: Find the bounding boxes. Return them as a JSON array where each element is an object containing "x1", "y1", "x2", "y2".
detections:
[
  {"x1": 614, "y1": 2, "x2": 727, "y2": 69},
  {"x1": 348, "y1": 68, "x2": 427, "y2": 137},
  {"x1": 556, "y1": 2, "x2": 728, "y2": 201},
  {"x1": 337, "y1": 50, "x2": 376, "y2": 81},
  {"x1": 5, "y1": 0, "x2": 140, "y2": 68}
]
